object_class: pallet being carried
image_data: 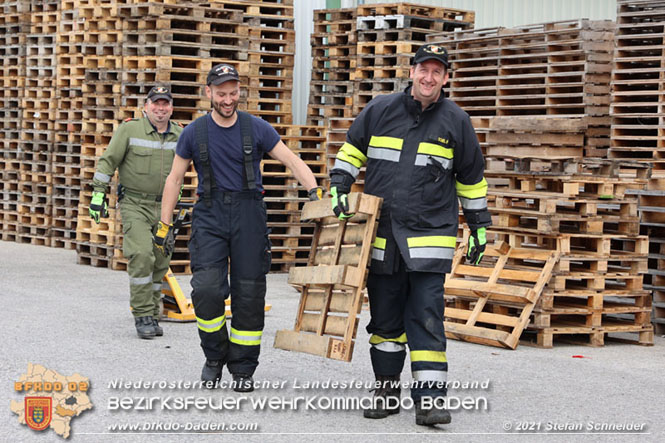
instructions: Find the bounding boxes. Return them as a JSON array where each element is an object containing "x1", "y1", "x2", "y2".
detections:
[{"x1": 274, "y1": 193, "x2": 382, "y2": 362}]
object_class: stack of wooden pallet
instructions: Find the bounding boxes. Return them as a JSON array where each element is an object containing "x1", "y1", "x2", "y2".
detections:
[
  {"x1": 0, "y1": 0, "x2": 316, "y2": 275},
  {"x1": 353, "y1": 3, "x2": 473, "y2": 116},
  {"x1": 52, "y1": 0, "x2": 84, "y2": 249},
  {"x1": 118, "y1": 1, "x2": 248, "y2": 124},
  {"x1": 610, "y1": 0, "x2": 665, "y2": 335},
  {"x1": 308, "y1": 7, "x2": 357, "y2": 127},
  {"x1": 0, "y1": 0, "x2": 29, "y2": 244},
  {"x1": 15, "y1": 0, "x2": 59, "y2": 247},
  {"x1": 262, "y1": 125, "x2": 327, "y2": 271},
  {"x1": 429, "y1": 19, "x2": 615, "y2": 158},
  {"x1": 484, "y1": 136, "x2": 653, "y2": 347},
  {"x1": 448, "y1": 154, "x2": 653, "y2": 348},
  {"x1": 242, "y1": 0, "x2": 294, "y2": 125},
  {"x1": 307, "y1": 3, "x2": 474, "y2": 127},
  {"x1": 74, "y1": 0, "x2": 123, "y2": 268}
]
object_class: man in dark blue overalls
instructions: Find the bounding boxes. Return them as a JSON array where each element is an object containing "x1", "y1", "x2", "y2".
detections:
[{"x1": 156, "y1": 64, "x2": 322, "y2": 391}]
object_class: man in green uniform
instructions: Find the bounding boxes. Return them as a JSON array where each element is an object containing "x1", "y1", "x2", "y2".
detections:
[{"x1": 89, "y1": 85, "x2": 183, "y2": 339}]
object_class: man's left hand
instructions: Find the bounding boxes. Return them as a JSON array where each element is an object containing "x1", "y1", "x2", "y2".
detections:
[{"x1": 466, "y1": 227, "x2": 487, "y2": 265}]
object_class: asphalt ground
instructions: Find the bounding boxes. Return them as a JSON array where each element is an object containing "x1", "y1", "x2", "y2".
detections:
[{"x1": 2, "y1": 241, "x2": 663, "y2": 443}]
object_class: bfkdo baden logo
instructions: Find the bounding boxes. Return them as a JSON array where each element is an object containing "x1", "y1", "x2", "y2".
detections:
[
  {"x1": 11, "y1": 363, "x2": 93, "y2": 439},
  {"x1": 25, "y1": 397, "x2": 52, "y2": 431}
]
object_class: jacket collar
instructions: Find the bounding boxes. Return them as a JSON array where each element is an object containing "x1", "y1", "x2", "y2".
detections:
[
  {"x1": 142, "y1": 115, "x2": 175, "y2": 136},
  {"x1": 403, "y1": 85, "x2": 446, "y2": 115}
]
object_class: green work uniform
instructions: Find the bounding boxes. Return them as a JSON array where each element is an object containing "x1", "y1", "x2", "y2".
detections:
[{"x1": 92, "y1": 116, "x2": 183, "y2": 318}]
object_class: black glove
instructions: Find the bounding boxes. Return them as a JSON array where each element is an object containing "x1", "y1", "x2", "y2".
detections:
[
  {"x1": 308, "y1": 186, "x2": 324, "y2": 201},
  {"x1": 466, "y1": 227, "x2": 487, "y2": 265},
  {"x1": 330, "y1": 186, "x2": 353, "y2": 220}
]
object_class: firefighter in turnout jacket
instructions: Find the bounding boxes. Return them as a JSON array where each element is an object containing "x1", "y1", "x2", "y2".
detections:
[
  {"x1": 156, "y1": 64, "x2": 321, "y2": 392},
  {"x1": 90, "y1": 85, "x2": 183, "y2": 339},
  {"x1": 330, "y1": 44, "x2": 491, "y2": 426}
]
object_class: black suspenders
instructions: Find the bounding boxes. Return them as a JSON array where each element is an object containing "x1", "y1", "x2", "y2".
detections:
[
  {"x1": 238, "y1": 111, "x2": 256, "y2": 191},
  {"x1": 195, "y1": 111, "x2": 255, "y2": 207}
]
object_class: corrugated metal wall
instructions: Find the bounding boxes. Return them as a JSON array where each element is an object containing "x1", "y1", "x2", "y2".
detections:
[{"x1": 293, "y1": 0, "x2": 618, "y2": 124}]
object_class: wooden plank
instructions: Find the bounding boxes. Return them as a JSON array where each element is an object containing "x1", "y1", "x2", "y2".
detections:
[
  {"x1": 304, "y1": 291, "x2": 353, "y2": 313},
  {"x1": 301, "y1": 313, "x2": 351, "y2": 337},
  {"x1": 454, "y1": 264, "x2": 542, "y2": 283},
  {"x1": 487, "y1": 132, "x2": 584, "y2": 146},
  {"x1": 444, "y1": 322, "x2": 512, "y2": 346},
  {"x1": 489, "y1": 116, "x2": 587, "y2": 132},
  {"x1": 445, "y1": 279, "x2": 533, "y2": 301},
  {"x1": 300, "y1": 193, "x2": 364, "y2": 221},
  {"x1": 288, "y1": 264, "x2": 365, "y2": 288},
  {"x1": 288, "y1": 265, "x2": 347, "y2": 286},
  {"x1": 446, "y1": 307, "x2": 520, "y2": 328},
  {"x1": 274, "y1": 330, "x2": 330, "y2": 357}
]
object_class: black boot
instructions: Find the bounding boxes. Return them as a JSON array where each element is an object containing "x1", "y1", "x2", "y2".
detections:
[
  {"x1": 232, "y1": 373, "x2": 254, "y2": 393},
  {"x1": 135, "y1": 316, "x2": 156, "y2": 339},
  {"x1": 415, "y1": 398, "x2": 452, "y2": 426},
  {"x1": 363, "y1": 375, "x2": 401, "y2": 419},
  {"x1": 201, "y1": 360, "x2": 223, "y2": 388},
  {"x1": 152, "y1": 318, "x2": 163, "y2": 336}
]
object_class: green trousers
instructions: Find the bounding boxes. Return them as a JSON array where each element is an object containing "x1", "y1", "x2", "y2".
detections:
[{"x1": 120, "y1": 196, "x2": 171, "y2": 318}]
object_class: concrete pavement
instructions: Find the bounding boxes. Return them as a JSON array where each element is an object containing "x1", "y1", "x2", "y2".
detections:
[{"x1": 1, "y1": 241, "x2": 663, "y2": 442}]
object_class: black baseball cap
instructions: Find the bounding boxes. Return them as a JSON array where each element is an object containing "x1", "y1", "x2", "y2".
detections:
[
  {"x1": 207, "y1": 64, "x2": 240, "y2": 86},
  {"x1": 413, "y1": 44, "x2": 449, "y2": 69},
  {"x1": 146, "y1": 85, "x2": 172, "y2": 102}
]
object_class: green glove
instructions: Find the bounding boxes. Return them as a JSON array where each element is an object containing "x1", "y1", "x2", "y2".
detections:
[
  {"x1": 308, "y1": 186, "x2": 324, "y2": 201},
  {"x1": 330, "y1": 186, "x2": 353, "y2": 220},
  {"x1": 467, "y1": 227, "x2": 487, "y2": 265},
  {"x1": 89, "y1": 191, "x2": 109, "y2": 224},
  {"x1": 153, "y1": 221, "x2": 175, "y2": 256}
]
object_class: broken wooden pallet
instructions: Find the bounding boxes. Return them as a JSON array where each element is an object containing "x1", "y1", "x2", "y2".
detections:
[
  {"x1": 443, "y1": 236, "x2": 559, "y2": 349},
  {"x1": 274, "y1": 193, "x2": 382, "y2": 361}
]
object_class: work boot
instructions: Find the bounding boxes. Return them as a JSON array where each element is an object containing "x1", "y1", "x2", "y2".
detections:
[
  {"x1": 363, "y1": 375, "x2": 401, "y2": 419},
  {"x1": 135, "y1": 316, "x2": 156, "y2": 339},
  {"x1": 415, "y1": 398, "x2": 452, "y2": 426},
  {"x1": 152, "y1": 318, "x2": 163, "y2": 336},
  {"x1": 201, "y1": 360, "x2": 223, "y2": 388},
  {"x1": 232, "y1": 373, "x2": 254, "y2": 393}
]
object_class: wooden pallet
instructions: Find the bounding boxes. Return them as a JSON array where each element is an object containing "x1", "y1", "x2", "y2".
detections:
[
  {"x1": 274, "y1": 193, "x2": 382, "y2": 361},
  {"x1": 444, "y1": 237, "x2": 559, "y2": 349}
]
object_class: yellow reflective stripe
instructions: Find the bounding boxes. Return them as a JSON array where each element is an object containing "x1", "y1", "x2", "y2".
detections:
[
  {"x1": 369, "y1": 136, "x2": 403, "y2": 151},
  {"x1": 372, "y1": 237, "x2": 386, "y2": 250},
  {"x1": 407, "y1": 236, "x2": 456, "y2": 248},
  {"x1": 338, "y1": 150, "x2": 365, "y2": 169},
  {"x1": 370, "y1": 333, "x2": 407, "y2": 345},
  {"x1": 196, "y1": 315, "x2": 226, "y2": 333},
  {"x1": 231, "y1": 328, "x2": 262, "y2": 336},
  {"x1": 229, "y1": 327, "x2": 262, "y2": 346},
  {"x1": 411, "y1": 350, "x2": 447, "y2": 363},
  {"x1": 456, "y1": 178, "x2": 488, "y2": 199},
  {"x1": 417, "y1": 142, "x2": 453, "y2": 159},
  {"x1": 339, "y1": 142, "x2": 367, "y2": 166}
]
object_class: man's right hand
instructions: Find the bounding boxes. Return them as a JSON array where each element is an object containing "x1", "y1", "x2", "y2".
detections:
[
  {"x1": 153, "y1": 221, "x2": 175, "y2": 256},
  {"x1": 330, "y1": 186, "x2": 354, "y2": 220},
  {"x1": 89, "y1": 191, "x2": 109, "y2": 224}
]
